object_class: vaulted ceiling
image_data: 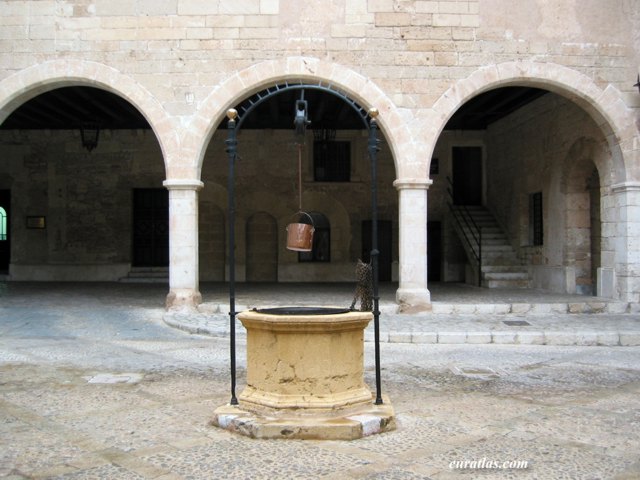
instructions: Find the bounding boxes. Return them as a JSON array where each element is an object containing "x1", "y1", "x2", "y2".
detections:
[{"x1": 1, "y1": 85, "x2": 548, "y2": 131}]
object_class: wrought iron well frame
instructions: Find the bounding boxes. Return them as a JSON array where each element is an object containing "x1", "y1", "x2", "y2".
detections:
[{"x1": 224, "y1": 81, "x2": 384, "y2": 406}]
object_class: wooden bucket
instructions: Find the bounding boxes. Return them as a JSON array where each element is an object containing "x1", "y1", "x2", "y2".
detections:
[{"x1": 286, "y1": 212, "x2": 315, "y2": 252}]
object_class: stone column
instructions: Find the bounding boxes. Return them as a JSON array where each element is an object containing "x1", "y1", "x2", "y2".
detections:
[
  {"x1": 393, "y1": 178, "x2": 433, "y2": 312},
  {"x1": 163, "y1": 179, "x2": 204, "y2": 310},
  {"x1": 610, "y1": 182, "x2": 640, "y2": 303}
]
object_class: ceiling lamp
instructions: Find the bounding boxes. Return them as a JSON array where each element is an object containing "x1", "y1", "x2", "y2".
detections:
[{"x1": 80, "y1": 123, "x2": 100, "y2": 152}]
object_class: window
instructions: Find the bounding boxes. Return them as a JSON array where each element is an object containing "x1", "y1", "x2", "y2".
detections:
[
  {"x1": 429, "y1": 157, "x2": 439, "y2": 175},
  {"x1": 529, "y1": 192, "x2": 543, "y2": 246},
  {"x1": 313, "y1": 141, "x2": 350, "y2": 182},
  {"x1": 0, "y1": 207, "x2": 6, "y2": 241},
  {"x1": 298, "y1": 212, "x2": 330, "y2": 263}
]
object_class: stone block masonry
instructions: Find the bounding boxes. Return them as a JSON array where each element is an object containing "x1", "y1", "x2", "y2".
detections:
[{"x1": 0, "y1": 1, "x2": 638, "y2": 309}]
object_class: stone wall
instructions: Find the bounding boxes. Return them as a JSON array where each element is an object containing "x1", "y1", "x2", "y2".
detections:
[
  {"x1": 1, "y1": 1, "x2": 637, "y2": 119},
  {"x1": 1, "y1": 0, "x2": 639, "y2": 303},
  {"x1": 0, "y1": 129, "x2": 165, "y2": 280},
  {"x1": 484, "y1": 92, "x2": 613, "y2": 295},
  {"x1": 0, "y1": 127, "x2": 398, "y2": 282},
  {"x1": 200, "y1": 129, "x2": 398, "y2": 282}
]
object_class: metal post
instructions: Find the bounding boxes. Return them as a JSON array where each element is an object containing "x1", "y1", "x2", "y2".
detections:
[
  {"x1": 225, "y1": 109, "x2": 239, "y2": 406},
  {"x1": 368, "y1": 107, "x2": 383, "y2": 405}
]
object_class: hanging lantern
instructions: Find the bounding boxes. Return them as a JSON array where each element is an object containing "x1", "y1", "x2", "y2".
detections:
[{"x1": 80, "y1": 122, "x2": 100, "y2": 152}]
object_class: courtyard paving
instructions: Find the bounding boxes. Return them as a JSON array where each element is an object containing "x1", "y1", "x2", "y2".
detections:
[{"x1": 1, "y1": 282, "x2": 639, "y2": 479}]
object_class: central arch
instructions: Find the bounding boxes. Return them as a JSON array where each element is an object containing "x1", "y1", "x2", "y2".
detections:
[
  {"x1": 182, "y1": 57, "x2": 433, "y2": 310},
  {"x1": 182, "y1": 57, "x2": 410, "y2": 180}
]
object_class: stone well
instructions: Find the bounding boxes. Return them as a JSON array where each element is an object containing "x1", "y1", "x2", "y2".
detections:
[{"x1": 212, "y1": 307, "x2": 395, "y2": 440}]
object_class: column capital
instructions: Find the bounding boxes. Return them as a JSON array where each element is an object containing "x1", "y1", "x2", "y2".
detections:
[
  {"x1": 393, "y1": 178, "x2": 433, "y2": 191},
  {"x1": 612, "y1": 181, "x2": 640, "y2": 193},
  {"x1": 163, "y1": 179, "x2": 204, "y2": 191}
]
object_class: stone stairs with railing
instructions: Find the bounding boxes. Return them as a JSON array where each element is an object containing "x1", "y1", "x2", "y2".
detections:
[{"x1": 451, "y1": 205, "x2": 530, "y2": 289}]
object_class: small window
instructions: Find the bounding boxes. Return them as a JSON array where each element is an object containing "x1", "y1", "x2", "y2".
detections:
[
  {"x1": 313, "y1": 141, "x2": 350, "y2": 182},
  {"x1": 529, "y1": 192, "x2": 543, "y2": 246},
  {"x1": 298, "y1": 212, "x2": 330, "y2": 263}
]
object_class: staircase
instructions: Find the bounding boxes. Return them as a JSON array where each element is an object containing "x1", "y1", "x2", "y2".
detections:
[
  {"x1": 450, "y1": 205, "x2": 530, "y2": 289},
  {"x1": 120, "y1": 266, "x2": 169, "y2": 283}
]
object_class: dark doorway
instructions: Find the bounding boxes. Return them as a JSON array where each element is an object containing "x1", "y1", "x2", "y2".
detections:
[
  {"x1": 362, "y1": 220, "x2": 392, "y2": 281},
  {"x1": 0, "y1": 190, "x2": 10, "y2": 272},
  {"x1": 427, "y1": 221, "x2": 442, "y2": 281},
  {"x1": 132, "y1": 189, "x2": 169, "y2": 267},
  {"x1": 452, "y1": 146, "x2": 483, "y2": 205}
]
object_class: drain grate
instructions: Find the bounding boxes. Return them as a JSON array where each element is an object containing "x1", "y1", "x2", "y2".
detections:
[{"x1": 503, "y1": 320, "x2": 531, "y2": 326}]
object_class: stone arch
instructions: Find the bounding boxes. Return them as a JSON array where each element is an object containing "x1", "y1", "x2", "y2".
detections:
[
  {"x1": 429, "y1": 60, "x2": 634, "y2": 184},
  {"x1": 236, "y1": 191, "x2": 290, "y2": 282},
  {"x1": 0, "y1": 59, "x2": 176, "y2": 175},
  {"x1": 559, "y1": 138, "x2": 606, "y2": 295},
  {"x1": 183, "y1": 57, "x2": 409, "y2": 180}
]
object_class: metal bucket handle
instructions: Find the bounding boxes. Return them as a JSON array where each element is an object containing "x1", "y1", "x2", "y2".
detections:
[{"x1": 291, "y1": 210, "x2": 315, "y2": 228}]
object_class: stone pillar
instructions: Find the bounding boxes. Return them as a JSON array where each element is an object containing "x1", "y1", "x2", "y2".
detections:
[
  {"x1": 610, "y1": 182, "x2": 640, "y2": 303},
  {"x1": 163, "y1": 179, "x2": 204, "y2": 310},
  {"x1": 393, "y1": 178, "x2": 433, "y2": 312}
]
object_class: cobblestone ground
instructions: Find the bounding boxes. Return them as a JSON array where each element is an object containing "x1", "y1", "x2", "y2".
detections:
[{"x1": 1, "y1": 285, "x2": 639, "y2": 479}]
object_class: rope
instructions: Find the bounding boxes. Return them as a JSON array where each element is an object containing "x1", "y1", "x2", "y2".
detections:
[{"x1": 298, "y1": 143, "x2": 303, "y2": 211}]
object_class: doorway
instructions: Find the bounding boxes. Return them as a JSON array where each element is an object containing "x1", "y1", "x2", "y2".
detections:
[
  {"x1": 0, "y1": 190, "x2": 9, "y2": 272},
  {"x1": 452, "y1": 146, "x2": 483, "y2": 205},
  {"x1": 132, "y1": 189, "x2": 169, "y2": 267},
  {"x1": 362, "y1": 220, "x2": 392, "y2": 281}
]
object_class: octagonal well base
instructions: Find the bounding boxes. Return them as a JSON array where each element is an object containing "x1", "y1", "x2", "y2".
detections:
[{"x1": 211, "y1": 397, "x2": 395, "y2": 440}]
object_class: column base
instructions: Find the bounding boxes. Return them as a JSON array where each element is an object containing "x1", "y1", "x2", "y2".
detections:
[
  {"x1": 165, "y1": 289, "x2": 202, "y2": 310},
  {"x1": 396, "y1": 287, "x2": 432, "y2": 313}
]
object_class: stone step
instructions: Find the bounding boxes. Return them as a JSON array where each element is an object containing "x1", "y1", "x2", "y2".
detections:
[
  {"x1": 483, "y1": 278, "x2": 530, "y2": 288},
  {"x1": 120, "y1": 267, "x2": 169, "y2": 283},
  {"x1": 482, "y1": 265, "x2": 528, "y2": 273},
  {"x1": 482, "y1": 245, "x2": 514, "y2": 252},
  {"x1": 481, "y1": 240, "x2": 509, "y2": 247},
  {"x1": 460, "y1": 226, "x2": 502, "y2": 234},
  {"x1": 452, "y1": 205, "x2": 532, "y2": 289},
  {"x1": 483, "y1": 272, "x2": 530, "y2": 280}
]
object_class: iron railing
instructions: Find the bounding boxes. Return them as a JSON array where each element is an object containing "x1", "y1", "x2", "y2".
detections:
[{"x1": 447, "y1": 176, "x2": 482, "y2": 286}]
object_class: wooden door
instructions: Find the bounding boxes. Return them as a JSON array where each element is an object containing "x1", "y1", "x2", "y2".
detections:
[{"x1": 452, "y1": 146, "x2": 482, "y2": 205}]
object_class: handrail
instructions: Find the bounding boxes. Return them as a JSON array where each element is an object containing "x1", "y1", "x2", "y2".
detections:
[{"x1": 446, "y1": 176, "x2": 482, "y2": 286}]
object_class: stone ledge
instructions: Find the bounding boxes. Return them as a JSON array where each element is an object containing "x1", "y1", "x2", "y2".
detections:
[{"x1": 211, "y1": 398, "x2": 396, "y2": 440}]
